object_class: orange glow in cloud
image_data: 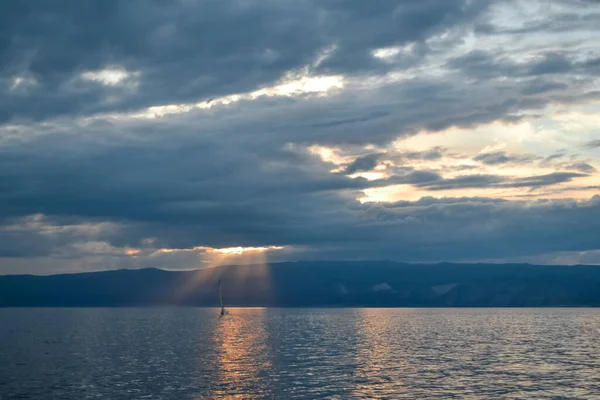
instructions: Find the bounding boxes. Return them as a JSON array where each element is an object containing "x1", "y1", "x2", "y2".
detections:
[
  {"x1": 156, "y1": 245, "x2": 283, "y2": 256},
  {"x1": 359, "y1": 182, "x2": 599, "y2": 204},
  {"x1": 211, "y1": 246, "x2": 284, "y2": 255}
]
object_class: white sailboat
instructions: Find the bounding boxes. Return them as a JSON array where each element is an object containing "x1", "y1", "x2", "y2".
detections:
[{"x1": 218, "y1": 279, "x2": 228, "y2": 316}]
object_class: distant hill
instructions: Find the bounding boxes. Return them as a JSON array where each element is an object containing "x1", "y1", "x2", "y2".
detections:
[{"x1": 1, "y1": 261, "x2": 599, "y2": 307}]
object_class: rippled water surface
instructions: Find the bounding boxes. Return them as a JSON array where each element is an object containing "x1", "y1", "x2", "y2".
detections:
[{"x1": 1, "y1": 308, "x2": 599, "y2": 399}]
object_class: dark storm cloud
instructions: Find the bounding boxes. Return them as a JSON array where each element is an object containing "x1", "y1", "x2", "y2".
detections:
[{"x1": 0, "y1": 0, "x2": 493, "y2": 123}]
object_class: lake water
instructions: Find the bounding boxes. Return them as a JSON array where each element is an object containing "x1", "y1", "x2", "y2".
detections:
[{"x1": 1, "y1": 308, "x2": 599, "y2": 399}]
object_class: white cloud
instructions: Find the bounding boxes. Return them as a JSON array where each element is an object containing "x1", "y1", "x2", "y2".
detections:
[{"x1": 81, "y1": 66, "x2": 139, "y2": 86}]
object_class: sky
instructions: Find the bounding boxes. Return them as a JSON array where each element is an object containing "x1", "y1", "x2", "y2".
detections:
[{"x1": 1, "y1": 0, "x2": 599, "y2": 274}]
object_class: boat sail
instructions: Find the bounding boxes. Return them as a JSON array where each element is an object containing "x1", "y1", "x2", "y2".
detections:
[{"x1": 218, "y1": 279, "x2": 228, "y2": 316}]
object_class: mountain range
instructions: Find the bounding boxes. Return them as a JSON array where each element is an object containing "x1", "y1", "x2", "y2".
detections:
[{"x1": 1, "y1": 261, "x2": 599, "y2": 307}]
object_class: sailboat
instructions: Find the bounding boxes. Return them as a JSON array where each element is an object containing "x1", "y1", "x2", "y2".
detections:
[{"x1": 218, "y1": 278, "x2": 228, "y2": 316}]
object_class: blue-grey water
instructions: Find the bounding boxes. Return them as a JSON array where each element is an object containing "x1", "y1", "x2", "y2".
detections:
[{"x1": 1, "y1": 308, "x2": 599, "y2": 399}]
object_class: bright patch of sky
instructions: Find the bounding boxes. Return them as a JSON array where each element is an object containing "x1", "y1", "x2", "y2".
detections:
[{"x1": 81, "y1": 66, "x2": 139, "y2": 86}]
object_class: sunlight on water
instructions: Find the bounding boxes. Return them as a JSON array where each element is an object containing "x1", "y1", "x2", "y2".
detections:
[
  {"x1": 209, "y1": 310, "x2": 271, "y2": 399},
  {"x1": 1, "y1": 308, "x2": 599, "y2": 399}
]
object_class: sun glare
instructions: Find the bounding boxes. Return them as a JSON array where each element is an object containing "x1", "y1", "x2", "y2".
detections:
[
  {"x1": 212, "y1": 246, "x2": 284, "y2": 255},
  {"x1": 124, "y1": 248, "x2": 140, "y2": 256}
]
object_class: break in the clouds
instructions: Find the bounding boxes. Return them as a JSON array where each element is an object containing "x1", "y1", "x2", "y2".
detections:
[{"x1": 1, "y1": 0, "x2": 599, "y2": 274}]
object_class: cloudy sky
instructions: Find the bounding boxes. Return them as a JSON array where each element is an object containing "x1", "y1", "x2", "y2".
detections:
[{"x1": 1, "y1": 0, "x2": 599, "y2": 274}]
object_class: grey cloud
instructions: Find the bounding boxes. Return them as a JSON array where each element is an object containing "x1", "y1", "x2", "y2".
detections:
[
  {"x1": 584, "y1": 140, "x2": 600, "y2": 149},
  {"x1": 475, "y1": 2, "x2": 600, "y2": 35},
  {"x1": 583, "y1": 57, "x2": 600, "y2": 74},
  {"x1": 0, "y1": 71, "x2": 593, "y2": 257},
  {"x1": 520, "y1": 80, "x2": 568, "y2": 95},
  {"x1": 141, "y1": 74, "x2": 557, "y2": 148},
  {"x1": 1, "y1": 0, "x2": 600, "y2": 274},
  {"x1": 528, "y1": 53, "x2": 574, "y2": 76},
  {"x1": 415, "y1": 174, "x2": 504, "y2": 190},
  {"x1": 544, "y1": 152, "x2": 566, "y2": 162},
  {"x1": 0, "y1": 0, "x2": 494, "y2": 123},
  {"x1": 339, "y1": 147, "x2": 448, "y2": 176},
  {"x1": 0, "y1": 61, "x2": 595, "y2": 269},
  {"x1": 315, "y1": 0, "x2": 491, "y2": 74},
  {"x1": 415, "y1": 172, "x2": 588, "y2": 191},
  {"x1": 474, "y1": 150, "x2": 596, "y2": 174},
  {"x1": 0, "y1": 215, "x2": 118, "y2": 258},
  {"x1": 454, "y1": 165, "x2": 479, "y2": 171},
  {"x1": 1, "y1": 1, "x2": 595, "y2": 141},
  {"x1": 507, "y1": 172, "x2": 588, "y2": 188},
  {"x1": 384, "y1": 170, "x2": 442, "y2": 185},
  {"x1": 446, "y1": 50, "x2": 517, "y2": 79},
  {"x1": 566, "y1": 162, "x2": 597, "y2": 174},
  {"x1": 397, "y1": 147, "x2": 447, "y2": 161},
  {"x1": 4, "y1": 190, "x2": 600, "y2": 270},
  {"x1": 474, "y1": 151, "x2": 536, "y2": 165},
  {"x1": 0, "y1": 0, "x2": 324, "y2": 121},
  {"x1": 343, "y1": 153, "x2": 384, "y2": 174},
  {"x1": 387, "y1": 196, "x2": 508, "y2": 208},
  {"x1": 447, "y1": 49, "x2": 598, "y2": 86},
  {"x1": 0, "y1": 120, "x2": 394, "y2": 253},
  {"x1": 276, "y1": 195, "x2": 600, "y2": 263}
]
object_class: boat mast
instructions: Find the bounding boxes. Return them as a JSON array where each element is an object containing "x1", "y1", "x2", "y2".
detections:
[{"x1": 218, "y1": 279, "x2": 224, "y2": 313}]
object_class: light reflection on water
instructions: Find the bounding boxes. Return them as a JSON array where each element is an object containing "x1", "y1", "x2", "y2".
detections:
[
  {"x1": 209, "y1": 310, "x2": 272, "y2": 399},
  {"x1": 351, "y1": 309, "x2": 407, "y2": 398},
  {"x1": 1, "y1": 308, "x2": 599, "y2": 399}
]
